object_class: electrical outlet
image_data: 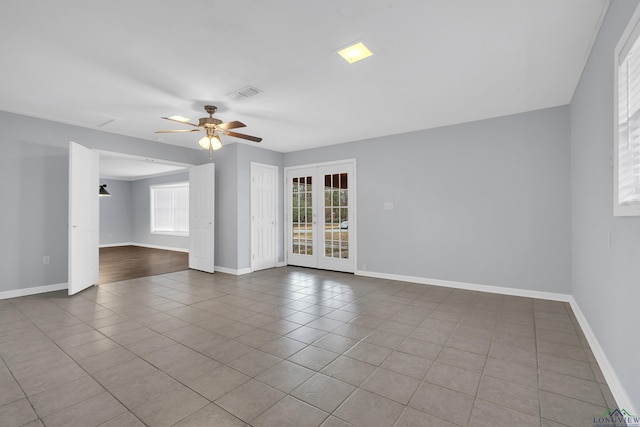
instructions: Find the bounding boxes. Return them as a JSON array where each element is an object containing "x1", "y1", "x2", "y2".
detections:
[
  {"x1": 43, "y1": 256, "x2": 50, "y2": 265},
  {"x1": 384, "y1": 202, "x2": 394, "y2": 210}
]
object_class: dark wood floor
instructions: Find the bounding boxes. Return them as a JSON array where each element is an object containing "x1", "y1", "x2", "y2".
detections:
[{"x1": 99, "y1": 245, "x2": 189, "y2": 284}]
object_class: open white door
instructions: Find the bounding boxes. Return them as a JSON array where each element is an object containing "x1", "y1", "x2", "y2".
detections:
[
  {"x1": 189, "y1": 163, "x2": 215, "y2": 273},
  {"x1": 251, "y1": 163, "x2": 278, "y2": 271},
  {"x1": 68, "y1": 142, "x2": 99, "y2": 295}
]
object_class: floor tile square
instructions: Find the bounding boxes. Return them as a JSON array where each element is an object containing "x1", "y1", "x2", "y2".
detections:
[
  {"x1": 215, "y1": 379, "x2": 285, "y2": 422},
  {"x1": 288, "y1": 346, "x2": 339, "y2": 371},
  {"x1": 344, "y1": 342, "x2": 392, "y2": 366},
  {"x1": 395, "y1": 407, "x2": 457, "y2": 427},
  {"x1": 540, "y1": 390, "x2": 606, "y2": 427},
  {"x1": 321, "y1": 356, "x2": 377, "y2": 386},
  {"x1": 291, "y1": 373, "x2": 355, "y2": 413},
  {"x1": 424, "y1": 362, "x2": 481, "y2": 396},
  {"x1": 252, "y1": 395, "x2": 329, "y2": 427},
  {"x1": 436, "y1": 346, "x2": 486, "y2": 373},
  {"x1": 381, "y1": 351, "x2": 432, "y2": 379},
  {"x1": 131, "y1": 385, "x2": 208, "y2": 427},
  {"x1": 539, "y1": 369, "x2": 606, "y2": 407},
  {"x1": 109, "y1": 370, "x2": 181, "y2": 409},
  {"x1": 409, "y1": 382, "x2": 474, "y2": 426},
  {"x1": 311, "y1": 333, "x2": 357, "y2": 354},
  {"x1": 172, "y1": 403, "x2": 245, "y2": 427},
  {"x1": 41, "y1": 392, "x2": 127, "y2": 427},
  {"x1": 0, "y1": 398, "x2": 39, "y2": 427},
  {"x1": 256, "y1": 360, "x2": 315, "y2": 393},
  {"x1": 228, "y1": 350, "x2": 282, "y2": 376},
  {"x1": 469, "y1": 398, "x2": 540, "y2": 427},
  {"x1": 28, "y1": 375, "x2": 104, "y2": 417},
  {"x1": 477, "y1": 375, "x2": 540, "y2": 416},
  {"x1": 182, "y1": 365, "x2": 251, "y2": 401},
  {"x1": 361, "y1": 368, "x2": 420, "y2": 404},
  {"x1": 333, "y1": 389, "x2": 404, "y2": 427}
]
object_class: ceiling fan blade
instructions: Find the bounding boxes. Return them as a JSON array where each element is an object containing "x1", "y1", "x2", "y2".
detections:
[
  {"x1": 161, "y1": 116, "x2": 200, "y2": 127},
  {"x1": 217, "y1": 121, "x2": 246, "y2": 131},
  {"x1": 226, "y1": 131, "x2": 262, "y2": 143},
  {"x1": 155, "y1": 129, "x2": 202, "y2": 133}
]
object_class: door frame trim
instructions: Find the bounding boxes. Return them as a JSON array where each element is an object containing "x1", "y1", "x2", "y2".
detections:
[
  {"x1": 284, "y1": 159, "x2": 357, "y2": 271},
  {"x1": 250, "y1": 162, "x2": 279, "y2": 272}
]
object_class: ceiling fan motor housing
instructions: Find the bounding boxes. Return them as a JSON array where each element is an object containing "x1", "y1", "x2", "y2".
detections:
[{"x1": 199, "y1": 117, "x2": 222, "y2": 128}]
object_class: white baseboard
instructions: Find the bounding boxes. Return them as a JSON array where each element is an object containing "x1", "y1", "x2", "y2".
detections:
[
  {"x1": 355, "y1": 270, "x2": 572, "y2": 302},
  {"x1": 99, "y1": 242, "x2": 134, "y2": 248},
  {"x1": 568, "y1": 297, "x2": 637, "y2": 415},
  {"x1": 276, "y1": 262, "x2": 287, "y2": 267},
  {"x1": 99, "y1": 242, "x2": 189, "y2": 253},
  {"x1": 0, "y1": 283, "x2": 68, "y2": 300},
  {"x1": 214, "y1": 266, "x2": 252, "y2": 276}
]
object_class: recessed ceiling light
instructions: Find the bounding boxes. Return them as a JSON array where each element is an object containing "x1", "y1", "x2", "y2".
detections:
[
  {"x1": 337, "y1": 41, "x2": 373, "y2": 64},
  {"x1": 168, "y1": 115, "x2": 190, "y2": 122}
]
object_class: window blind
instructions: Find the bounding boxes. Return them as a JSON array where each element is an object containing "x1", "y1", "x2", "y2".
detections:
[
  {"x1": 618, "y1": 37, "x2": 640, "y2": 205},
  {"x1": 151, "y1": 183, "x2": 189, "y2": 234}
]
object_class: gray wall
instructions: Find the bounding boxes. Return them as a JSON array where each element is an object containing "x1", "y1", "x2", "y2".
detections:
[
  {"x1": 99, "y1": 178, "x2": 132, "y2": 246},
  {"x1": 131, "y1": 171, "x2": 190, "y2": 251},
  {"x1": 212, "y1": 144, "x2": 239, "y2": 269},
  {"x1": 0, "y1": 140, "x2": 69, "y2": 290},
  {"x1": 285, "y1": 106, "x2": 572, "y2": 293},
  {"x1": 0, "y1": 110, "x2": 203, "y2": 292},
  {"x1": 570, "y1": 0, "x2": 640, "y2": 409}
]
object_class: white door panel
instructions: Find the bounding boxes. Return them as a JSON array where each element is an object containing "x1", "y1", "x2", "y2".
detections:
[
  {"x1": 317, "y1": 163, "x2": 354, "y2": 272},
  {"x1": 189, "y1": 163, "x2": 215, "y2": 273},
  {"x1": 286, "y1": 167, "x2": 317, "y2": 268},
  {"x1": 251, "y1": 163, "x2": 278, "y2": 271},
  {"x1": 68, "y1": 142, "x2": 99, "y2": 295}
]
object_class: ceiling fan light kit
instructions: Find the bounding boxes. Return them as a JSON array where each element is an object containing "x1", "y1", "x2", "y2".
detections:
[{"x1": 156, "y1": 105, "x2": 262, "y2": 160}]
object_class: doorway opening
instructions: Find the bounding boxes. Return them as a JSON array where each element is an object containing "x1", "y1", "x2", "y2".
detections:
[{"x1": 98, "y1": 151, "x2": 193, "y2": 284}]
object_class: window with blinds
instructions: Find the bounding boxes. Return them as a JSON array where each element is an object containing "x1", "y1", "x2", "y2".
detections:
[
  {"x1": 615, "y1": 9, "x2": 640, "y2": 216},
  {"x1": 150, "y1": 183, "x2": 189, "y2": 235}
]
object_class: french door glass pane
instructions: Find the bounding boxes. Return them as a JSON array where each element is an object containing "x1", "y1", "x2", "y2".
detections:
[
  {"x1": 324, "y1": 173, "x2": 348, "y2": 259},
  {"x1": 292, "y1": 176, "x2": 313, "y2": 255}
]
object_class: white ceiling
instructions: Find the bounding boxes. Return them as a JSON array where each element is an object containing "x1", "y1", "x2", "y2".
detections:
[
  {"x1": 98, "y1": 151, "x2": 189, "y2": 180},
  {"x1": 0, "y1": 1, "x2": 609, "y2": 153}
]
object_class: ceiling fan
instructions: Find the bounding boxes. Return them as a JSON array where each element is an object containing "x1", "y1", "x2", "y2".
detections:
[{"x1": 156, "y1": 105, "x2": 262, "y2": 159}]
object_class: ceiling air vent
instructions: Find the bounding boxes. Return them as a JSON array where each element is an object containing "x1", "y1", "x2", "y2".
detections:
[{"x1": 227, "y1": 86, "x2": 262, "y2": 100}]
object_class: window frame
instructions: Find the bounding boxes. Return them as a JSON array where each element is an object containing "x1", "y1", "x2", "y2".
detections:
[
  {"x1": 149, "y1": 181, "x2": 190, "y2": 236},
  {"x1": 614, "y1": 3, "x2": 640, "y2": 217}
]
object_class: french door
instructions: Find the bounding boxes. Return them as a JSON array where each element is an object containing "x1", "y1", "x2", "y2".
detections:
[{"x1": 286, "y1": 160, "x2": 355, "y2": 273}]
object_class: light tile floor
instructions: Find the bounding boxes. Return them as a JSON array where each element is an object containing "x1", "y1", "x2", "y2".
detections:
[{"x1": 0, "y1": 267, "x2": 620, "y2": 426}]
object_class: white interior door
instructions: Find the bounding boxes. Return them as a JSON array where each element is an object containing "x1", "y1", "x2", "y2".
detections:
[
  {"x1": 251, "y1": 163, "x2": 278, "y2": 271},
  {"x1": 189, "y1": 163, "x2": 215, "y2": 273},
  {"x1": 286, "y1": 160, "x2": 355, "y2": 273},
  {"x1": 68, "y1": 142, "x2": 99, "y2": 295}
]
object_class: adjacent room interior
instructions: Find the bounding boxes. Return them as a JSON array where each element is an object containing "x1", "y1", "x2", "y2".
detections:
[{"x1": 1, "y1": 1, "x2": 639, "y2": 426}]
